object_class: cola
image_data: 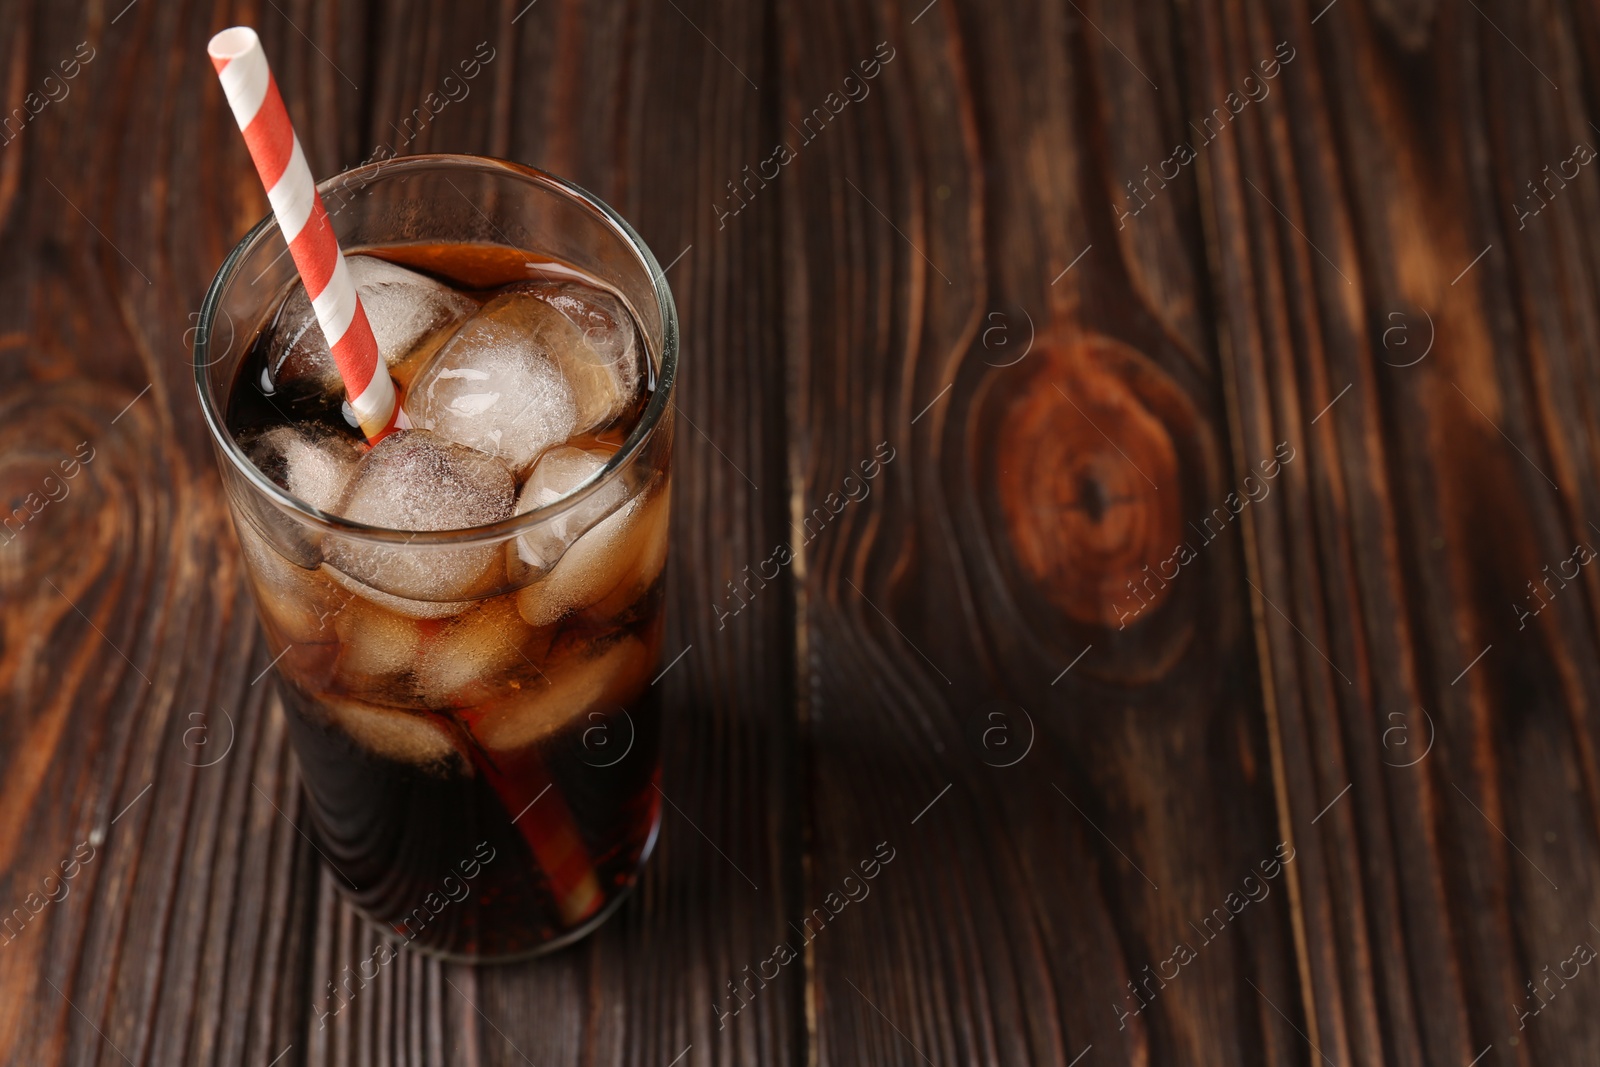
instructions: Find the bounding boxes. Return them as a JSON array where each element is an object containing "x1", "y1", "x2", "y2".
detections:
[{"x1": 224, "y1": 242, "x2": 668, "y2": 959}]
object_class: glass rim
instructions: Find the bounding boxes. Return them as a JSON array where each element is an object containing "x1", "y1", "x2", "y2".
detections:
[{"x1": 193, "y1": 153, "x2": 678, "y2": 548}]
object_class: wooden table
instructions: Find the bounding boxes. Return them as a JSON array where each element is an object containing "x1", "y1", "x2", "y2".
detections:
[{"x1": 3, "y1": 0, "x2": 1598, "y2": 1062}]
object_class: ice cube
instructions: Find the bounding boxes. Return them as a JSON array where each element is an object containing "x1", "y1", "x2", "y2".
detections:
[
  {"x1": 243, "y1": 424, "x2": 361, "y2": 513},
  {"x1": 320, "y1": 564, "x2": 472, "y2": 620},
  {"x1": 589, "y1": 478, "x2": 670, "y2": 617},
  {"x1": 517, "y1": 477, "x2": 669, "y2": 628},
  {"x1": 407, "y1": 292, "x2": 578, "y2": 472},
  {"x1": 322, "y1": 430, "x2": 515, "y2": 606},
  {"x1": 320, "y1": 695, "x2": 469, "y2": 775},
  {"x1": 331, "y1": 594, "x2": 424, "y2": 695},
  {"x1": 460, "y1": 635, "x2": 653, "y2": 754},
  {"x1": 408, "y1": 283, "x2": 642, "y2": 472},
  {"x1": 234, "y1": 513, "x2": 348, "y2": 646},
  {"x1": 516, "y1": 281, "x2": 642, "y2": 431},
  {"x1": 511, "y1": 446, "x2": 630, "y2": 571},
  {"x1": 264, "y1": 255, "x2": 476, "y2": 401},
  {"x1": 414, "y1": 597, "x2": 539, "y2": 709}
]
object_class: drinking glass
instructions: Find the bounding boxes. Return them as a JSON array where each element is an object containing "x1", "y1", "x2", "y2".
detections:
[{"x1": 193, "y1": 155, "x2": 677, "y2": 960}]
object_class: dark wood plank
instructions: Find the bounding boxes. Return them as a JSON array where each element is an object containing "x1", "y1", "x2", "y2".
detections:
[
  {"x1": 11, "y1": 0, "x2": 1600, "y2": 1063},
  {"x1": 305, "y1": 2, "x2": 801, "y2": 1066},
  {"x1": 777, "y1": 0, "x2": 1305, "y2": 1062},
  {"x1": 0, "y1": 2, "x2": 332, "y2": 1064},
  {"x1": 0, "y1": 2, "x2": 798, "y2": 1065},
  {"x1": 1191, "y1": 0, "x2": 1600, "y2": 1061}
]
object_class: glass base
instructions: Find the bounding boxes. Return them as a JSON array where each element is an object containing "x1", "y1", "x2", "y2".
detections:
[{"x1": 348, "y1": 805, "x2": 663, "y2": 965}]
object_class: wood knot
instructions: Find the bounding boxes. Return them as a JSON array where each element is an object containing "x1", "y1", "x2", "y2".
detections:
[
  {"x1": 0, "y1": 382, "x2": 158, "y2": 593},
  {"x1": 992, "y1": 335, "x2": 1190, "y2": 629}
]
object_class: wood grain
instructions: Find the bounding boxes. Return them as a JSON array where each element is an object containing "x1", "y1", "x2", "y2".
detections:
[
  {"x1": 0, "y1": 1, "x2": 796, "y2": 1064},
  {"x1": 3, "y1": 0, "x2": 1600, "y2": 1063},
  {"x1": 1189, "y1": 0, "x2": 1600, "y2": 1062},
  {"x1": 778, "y1": 1, "x2": 1305, "y2": 1063},
  {"x1": 306, "y1": 2, "x2": 801, "y2": 1065}
]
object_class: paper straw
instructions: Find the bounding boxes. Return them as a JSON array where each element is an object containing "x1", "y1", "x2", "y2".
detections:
[
  {"x1": 470, "y1": 748, "x2": 604, "y2": 927},
  {"x1": 207, "y1": 26, "x2": 407, "y2": 443},
  {"x1": 212, "y1": 25, "x2": 604, "y2": 933}
]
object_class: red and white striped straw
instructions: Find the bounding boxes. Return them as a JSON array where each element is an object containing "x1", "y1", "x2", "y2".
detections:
[{"x1": 208, "y1": 26, "x2": 407, "y2": 443}]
